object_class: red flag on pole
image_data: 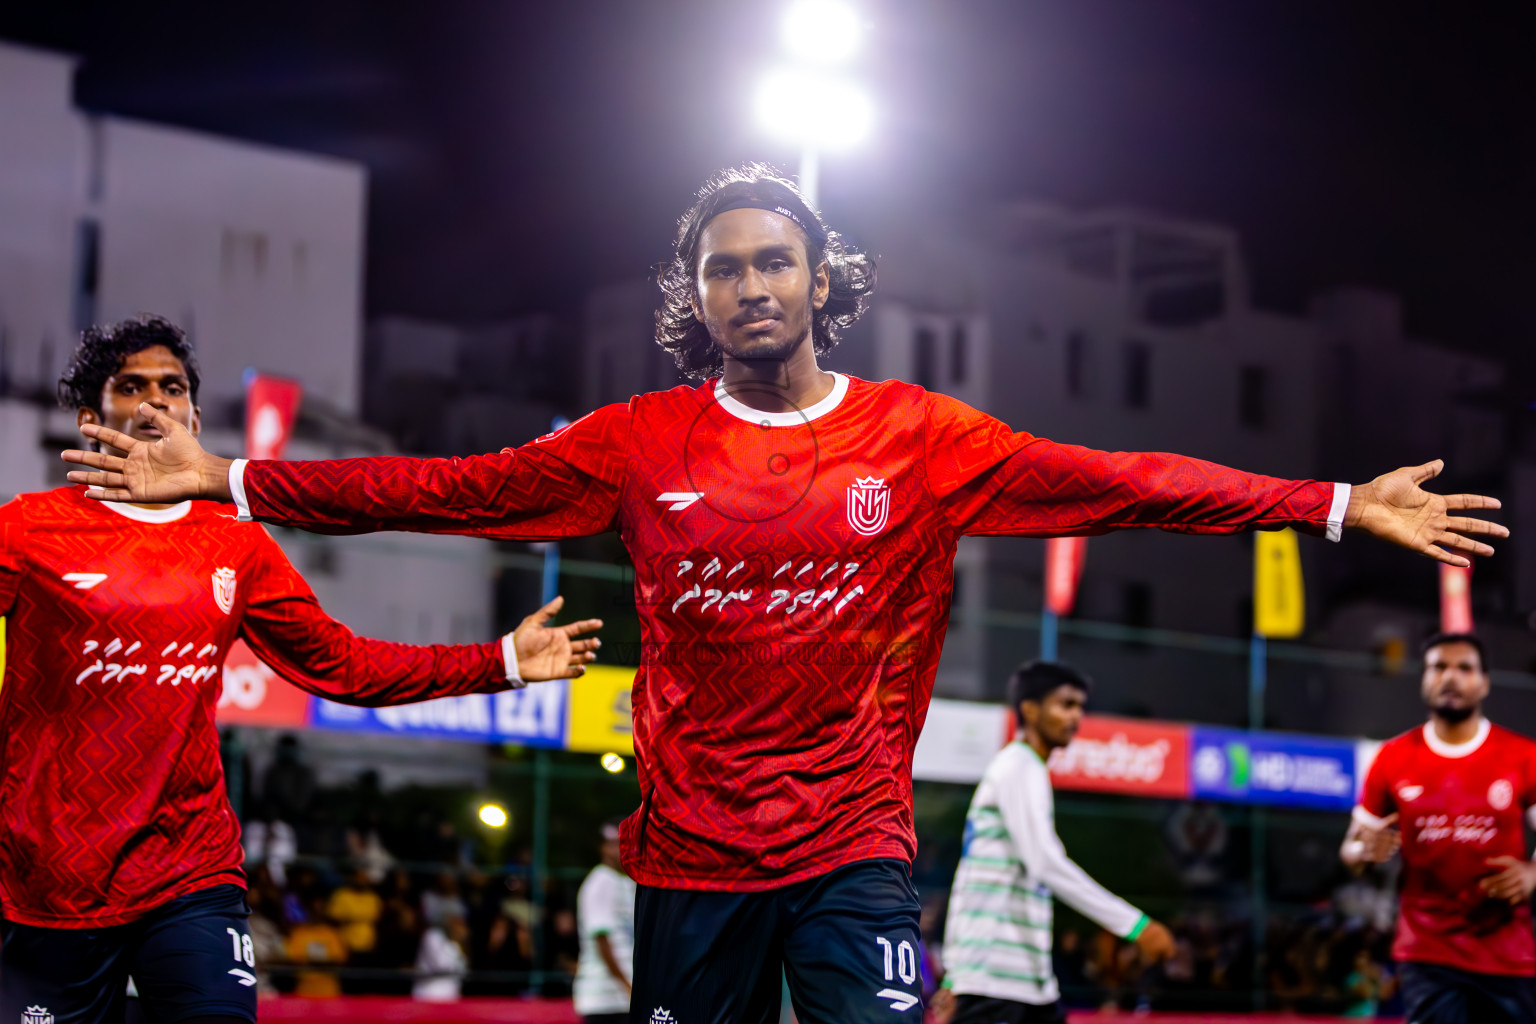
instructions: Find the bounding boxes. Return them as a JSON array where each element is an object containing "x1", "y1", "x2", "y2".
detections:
[
  {"x1": 245, "y1": 374, "x2": 303, "y2": 461},
  {"x1": 1044, "y1": 536, "x2": 1089, "y2": 616},
  {"x1": 1439, "y1": 563, "x2": 1473, "y2": 634}
]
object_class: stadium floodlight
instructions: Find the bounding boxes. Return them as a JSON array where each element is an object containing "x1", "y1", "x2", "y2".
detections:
[
  {"x1": 601, "y1": 752, "x2": 626, "y2": 774},
  {"x1": 781, "y1": 0, "x2": 862, "y2": 64},
  {"x1": 478, "y1": 803, "x2": 508, "y2": 828},
  {"x1": 754, "y1": 68, "x2": 874, "y2": 152}
]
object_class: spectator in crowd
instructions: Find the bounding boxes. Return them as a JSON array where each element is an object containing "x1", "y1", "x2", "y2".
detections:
[
  {"x1": 422, "y1": 868, "x2": 469, "y2": 928},
  {"x1": 244, "y1": 877, "x2": 287, "y2": 997},
  {"x1": 263, "y1": 734, "x2": 317, "y2": 838},
  {"x1": 374, "y1": 868, "x2": 424, "y2": 994},
  {"x1": 286, "y1": 894, "x2": 348, "y2": 998},
  {"x1": 574, "y1": 821, "x2": 634, "y2": 1024},
  {"x1": 414, "y1": 913, "x2": 471, "y2": 1002},
  {"x1": 327, "y1": 863, "x2": 383, "y2": 991}
]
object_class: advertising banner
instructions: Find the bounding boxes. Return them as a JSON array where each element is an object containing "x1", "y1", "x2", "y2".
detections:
[
  {"x1": 1191, "y1": 727, "x2": 1356, "y2": 811},
  {"x1": 565, "y1": 665, "x2": 635, "y2": 755},
  {"x1": 912, "y1": 698, "x2": 1011, "y2": 783},
  {"x1": 310, "y1": 684, "x2": 568, "y2": 748},
  {"x1": 215, "y1": 638, "x2": 311, "y2": 728},
  {"x1": 1440, "y1": 563, "x2": 1473, "y2": 634},
  {"x1": 1048, "y1": 715, "x2": 1191, "y2": 798},
  {"x1": 1254, "y1": 528, "x2": 1305, "y2": 638}
]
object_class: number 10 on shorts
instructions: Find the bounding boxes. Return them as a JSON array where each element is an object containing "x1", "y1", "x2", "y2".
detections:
[
  {"x1": 227, "y1": 927, "x2": 254, "y2": 967},
  {"x1": 875, "y1": 936, "x2": 920, "y2": 1011}
]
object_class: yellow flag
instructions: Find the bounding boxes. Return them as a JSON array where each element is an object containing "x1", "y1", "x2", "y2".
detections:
[{"x1": 1254, "y1": 528, "x2": 1305, "y2": 638}]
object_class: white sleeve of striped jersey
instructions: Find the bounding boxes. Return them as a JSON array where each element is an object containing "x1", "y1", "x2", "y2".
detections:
[{"x1": 997, "y1": 751, "x2": 1146, "y2": 939}]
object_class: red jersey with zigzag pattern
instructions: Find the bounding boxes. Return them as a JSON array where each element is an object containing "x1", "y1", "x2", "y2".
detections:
[
  {"x1": 239, "y1": 375, "x2": 1336, "y2": 890},
  {"x1": 0, "y1": 487, "x2": 509, "y2": 927}
]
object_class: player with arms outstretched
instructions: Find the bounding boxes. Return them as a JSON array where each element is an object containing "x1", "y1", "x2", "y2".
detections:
[
  {"x1": 1, "y1": 316, "x2": 601, "y2": 1024},
  {"x1": 66, "y1": 168, "x2": 1505, "y2": 1023},
  {"x1": 1342, "y1": 633, "x2": 1536, "y2": 1023}
]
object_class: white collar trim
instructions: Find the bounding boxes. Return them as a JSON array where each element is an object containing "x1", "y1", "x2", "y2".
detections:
[
  {"x1": 1422, "y1": 717, "x2": 1491, "y2": 758},
  {"x1": 101, "y1": 500, "x2": 193, "y2": 524},
  {"x1": 713, "y1": 372, "x2": 849, "y2": 427}
]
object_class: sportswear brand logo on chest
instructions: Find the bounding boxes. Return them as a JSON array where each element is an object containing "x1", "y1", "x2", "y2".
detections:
[
  {"x1": 61, "y1": 572, "x2": 107, "y2": 590},
  {"x1": 212, "y1": 566, "x2": 237, "y2": 615},
  {"x1": 1397, "y1": 785, "x2": 1424, "y2": 803},
  {"x1": 22, "y1": 1008, "x2": 53, "y2": 1024},
  {"x1": 846, "y1": 476, "x2": 891, "y2": 537}
]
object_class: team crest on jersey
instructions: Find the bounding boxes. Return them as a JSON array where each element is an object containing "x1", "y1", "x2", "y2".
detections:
[
  {"x1": 22, "y1": 1007, "x2": 54, "y2": 1024},
  {"x1": 1489, "y1": 778, "x2": 1514, "y2": 811},
  {"x1": 846, "y1": 476, "x2": 891, "y2": 537},
  {"x1": 212, "y1": 567, "x2": 238, "y2": 615},
  {"x1": 649, "y1": 1010, "x2": 676, "y2": 1024}
]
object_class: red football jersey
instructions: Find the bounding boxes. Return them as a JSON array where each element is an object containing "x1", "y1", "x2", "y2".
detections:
[
  {"x1": 0, "y1": 487, "x2": 511, "y2": 927},
  {"x1": 1356, "y1": 720, "x2": 1536, "y2": 976},
  {"x1": 236, "y1": 374, "x2": 1340, "y2": 889}
]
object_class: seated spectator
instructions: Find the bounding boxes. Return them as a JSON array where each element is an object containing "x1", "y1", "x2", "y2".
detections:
[
  {"x1": 413, "y1": 913, "x2": 470, "y2": 1002},
  {"x1": 328, "y1": 864, "x2": 383, "y2": 993},
  {"x1": 286, "y1": 895, "x2": 348, "y2": 998},
  {"x1": 244, "y1": 882, "x2": 287, "y2": 997}
]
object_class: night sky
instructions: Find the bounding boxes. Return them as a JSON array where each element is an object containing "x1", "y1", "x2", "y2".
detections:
[{"x1": 4, "y1": 1, "x2": 1532, "y2": 371}]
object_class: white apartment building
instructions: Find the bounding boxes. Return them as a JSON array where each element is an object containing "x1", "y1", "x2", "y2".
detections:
[{"x1": 0, "y1": 40, "x2": 497, "y2": 671}]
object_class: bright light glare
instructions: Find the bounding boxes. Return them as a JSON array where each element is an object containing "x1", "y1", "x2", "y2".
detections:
[
  {"x1": 478, "y1": 803, "x2": 508, "y2": 828},
  {"x1": 600, "y1": 753, "x2": 626, "y2": 774},
  {"x1": 755, "y1": 69, "x2": 873, "y2": 150},
  {"x1": 782, "y1": 1, "x2": 862, "y2": 63}
]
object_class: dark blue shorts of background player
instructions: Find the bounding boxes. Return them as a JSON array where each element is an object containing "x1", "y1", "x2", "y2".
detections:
[
  {"x1": 1, "y1": 884, "x2": 257, "y2": 1024},
  {"x1": 630, "y1": 858, "x2": 924, "y2": 1024}
]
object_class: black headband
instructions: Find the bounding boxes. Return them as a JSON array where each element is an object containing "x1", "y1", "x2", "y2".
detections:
[{"x1": 712, "y1": 196, "x2": 812, "y2": 235}]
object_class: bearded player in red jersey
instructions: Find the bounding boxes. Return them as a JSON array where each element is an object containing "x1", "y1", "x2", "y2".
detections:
[
  {"x1": 1343, "y1": 633, "x2": 1536, "y2": 1022},
  {"x1": 2, "y1": 315, "x2": 602, "y2": 1024},
  {"x1": 65, "y1": 167, "x2": 1507, "y2": 1023}
]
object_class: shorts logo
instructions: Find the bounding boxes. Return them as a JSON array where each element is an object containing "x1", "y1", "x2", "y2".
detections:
[
  {"x1": 1489, "y1": 778, "x2": 1514, "y2": 811},
  {"x1": 212, "y1": 566, "x2": 238, "y2": 615},
  {"x1": 846, "y1": 476, "x2": 891, "y2": 537},
  {"x1": 22, "y1": 1007, "x2": 53, "y2": 1024},
  {"x1": 649, "y1": 1011, "x2": 677, "y2": 1023}
]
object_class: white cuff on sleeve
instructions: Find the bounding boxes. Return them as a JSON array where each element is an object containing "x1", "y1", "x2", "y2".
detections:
[
  {"x1": 500, "y1": 633, "x2": 526, "y2": 689},
  {"x1": 229, "y1": 460, "x2": 252, "y2": 522},
  {"x1": 1326, "y1": 482, "x2": 1351, "y2": 543},
  {"x1": 1351, "y1": 805, "x2": 1392, "y2": 830}
]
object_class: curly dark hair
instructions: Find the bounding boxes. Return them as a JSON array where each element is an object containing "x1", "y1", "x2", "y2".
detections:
[
  {"x1": 655, "y1": 163, "x2": 877, "y2": 379},
  {"x1": 57, "y1": 314, "x2": 202, "y2": 415}
]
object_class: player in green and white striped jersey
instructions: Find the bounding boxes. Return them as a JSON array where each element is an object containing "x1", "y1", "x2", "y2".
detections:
[{"x1": 940, "y1": 662, "x2": 1175, "y2": 1024}]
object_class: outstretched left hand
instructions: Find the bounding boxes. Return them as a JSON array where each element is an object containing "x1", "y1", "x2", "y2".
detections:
[
  {"x1": 510, "y1": 595, "x2": 603, "y2": 682},
  {"x1": 1346, "y1": 461, "x2": 1507, "y2": 567}
]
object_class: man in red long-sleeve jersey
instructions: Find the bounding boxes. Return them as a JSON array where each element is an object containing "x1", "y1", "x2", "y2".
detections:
[
  {"x1": 5, "y1": 315, "x2": 602, "y2": 1024},
  {"x1": 65, "y1": 166, "x2": 1507, "y2": 1023},
  {"x1": 1342, "y1": 632, "x2": 1536, "y2": 1022}
]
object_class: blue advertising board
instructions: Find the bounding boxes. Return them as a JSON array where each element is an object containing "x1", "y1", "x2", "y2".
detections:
[
  {"x1": 1190, "y1": 727, "x2": 1357, "y2": 811},
  {"x1": 311, "y1": 682, "x2": 568, "y2": 749}
]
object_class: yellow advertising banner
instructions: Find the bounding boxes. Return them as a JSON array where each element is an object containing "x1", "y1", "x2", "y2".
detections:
[
  {"x1": 1254, "y1": 528, "x2": 1305, "y2": 638},
  {"x1": 565, "y1": 664, "x2": 635, "y2": 755}
]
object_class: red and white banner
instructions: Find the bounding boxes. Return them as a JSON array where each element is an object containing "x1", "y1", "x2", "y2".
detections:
[
  {"x1": 1048, "y1": 715, "x2": 1191, "y2": 798},
  {"x1": 216, "y1": 639, "x2": 311, "y2": 728},
  {"x1": 1044, "y1": 536, "x2": 1088, "y2": 616},
  {"x1": 1439, "y1": 563, "x2": 1473, "y2": 634},
  {"x1": 245, "y1": 374, "x2": 303, "y2": 461}
]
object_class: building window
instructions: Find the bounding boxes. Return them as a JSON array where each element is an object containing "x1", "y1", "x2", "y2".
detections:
[
  {"x1": 1065, "y1": 332, "x2": 1088, "y2": 397},
  {"x1": 950, "y1": 323, "x2": 967, "y2": 384},
  {"x1": 1239, "y1": 365, "x2": 1268, "y2": 430},
  {"x1": 914, "y1": 326, "x2": 936, "y2": 389},
  {"x1": 73, "y1": 219, "x2": 101, "y2": 333},
  {"x1": 1123, "y1": 342, "x2": 1151, "y2": 409}
]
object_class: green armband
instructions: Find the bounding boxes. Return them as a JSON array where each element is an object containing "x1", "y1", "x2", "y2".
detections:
[
  {"x1": 941, "y1": 976, "x2": 955, "y2": 990},
  {"x1": 1125, "y1": 914, "x2": 1150, "y2": 941}
]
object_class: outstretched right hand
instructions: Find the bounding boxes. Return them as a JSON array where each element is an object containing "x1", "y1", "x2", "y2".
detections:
[
  {"x1": 62, "y1": 403, "x2": 234, "y2": 504},
  {"x1": 1135, "y1": 919, "x2": 1177, "y2": 963}
]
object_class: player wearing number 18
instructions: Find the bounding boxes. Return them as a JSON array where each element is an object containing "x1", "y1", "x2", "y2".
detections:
[{"x1": 0, "y1": 316, "x2": 603, "y2": 1024}]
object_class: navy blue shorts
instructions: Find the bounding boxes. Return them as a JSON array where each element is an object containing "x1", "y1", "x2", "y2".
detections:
[
  {"x1": 1398, "y1": 960, "x2": 1536, "y2": 1024},
  {"x1": 631, "y1": 858, "x2": 923, "y2": 1024},
  {"x1": 1, "y1": 883, "x2": 258, "y2": 1024}
]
